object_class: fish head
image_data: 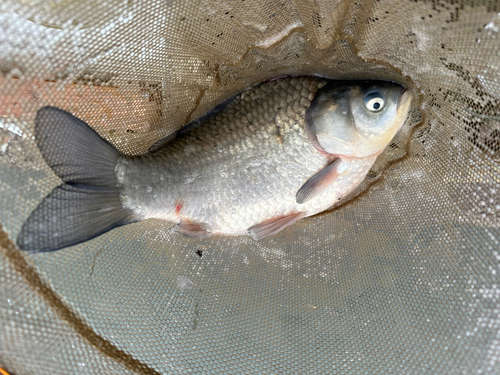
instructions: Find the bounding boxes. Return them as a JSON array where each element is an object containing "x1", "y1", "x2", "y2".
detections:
[{"x1": 305, "y1": 81, "x2": 412, "y2": 158}]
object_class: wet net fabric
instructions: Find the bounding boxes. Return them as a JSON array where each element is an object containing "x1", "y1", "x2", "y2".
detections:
[{"x1": 0, "y1": 0, "x2": 499, "y2": 373}]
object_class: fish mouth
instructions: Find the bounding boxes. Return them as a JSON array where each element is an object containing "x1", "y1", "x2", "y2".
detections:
[{"x1": 397, "y1": 88, "x2": 410, "y2": 109}]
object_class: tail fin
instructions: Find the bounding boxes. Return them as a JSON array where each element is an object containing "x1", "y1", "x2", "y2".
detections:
[{"x1": 17, "y1": 106, "x2": 136, "y2": 252}]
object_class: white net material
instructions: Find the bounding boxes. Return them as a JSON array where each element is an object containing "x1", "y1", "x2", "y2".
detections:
[{"x1": 0, "y1": 0, "x2": 499, "y2": 373}]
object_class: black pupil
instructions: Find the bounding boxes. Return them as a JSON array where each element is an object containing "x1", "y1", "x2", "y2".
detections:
[{"x1": 373, "y1": 102, "x2": 381, "y2": 110}]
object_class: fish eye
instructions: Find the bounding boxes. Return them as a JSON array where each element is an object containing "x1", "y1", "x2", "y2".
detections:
[{"x1": 363, "y1": 92, "x2": 385, "y2": 112}]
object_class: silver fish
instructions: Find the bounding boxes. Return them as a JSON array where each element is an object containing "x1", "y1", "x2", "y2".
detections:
[{"x1": 17, "y1": 77, "x2": 411, "y2": 252}]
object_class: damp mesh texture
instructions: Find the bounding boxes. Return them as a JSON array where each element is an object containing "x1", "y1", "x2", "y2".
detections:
[{"x1": 1, "y1": 0, "x2": 500, "y2": 374}]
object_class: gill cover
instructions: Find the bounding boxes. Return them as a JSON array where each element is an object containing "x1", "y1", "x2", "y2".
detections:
[{"x1": 305, "y1": 81, "x2": 412, "y2": 158}]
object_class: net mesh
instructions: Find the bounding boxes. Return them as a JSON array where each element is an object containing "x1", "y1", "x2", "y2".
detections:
[{"x1": 0, "y1": 0, "x2": 499, "y2": 373}]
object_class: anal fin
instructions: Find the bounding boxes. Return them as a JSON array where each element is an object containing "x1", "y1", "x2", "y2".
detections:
[
  {"x1": 248, "y1": 212, "x2": 305, "y2": 240},
  {"x1": 173, "y1": 218, "x2": 209, "y2": 238},
  {"x1": 296, "y1": 158, "x2": 341, "y2": 204}
]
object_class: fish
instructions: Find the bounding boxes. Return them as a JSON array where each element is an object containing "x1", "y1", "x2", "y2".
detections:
[{"x1": 16, "y1": 77, "x2": 412, "y2": 252}]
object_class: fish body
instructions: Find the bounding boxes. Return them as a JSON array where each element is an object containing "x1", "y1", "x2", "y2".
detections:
[{"x1": 17, "y1": 77, "x2": 411, "y2": 252}]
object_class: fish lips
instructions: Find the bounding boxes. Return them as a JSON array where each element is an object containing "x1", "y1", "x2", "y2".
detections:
[{"x1": 397, "y1": 89, "x2": 410, "y2": 110}]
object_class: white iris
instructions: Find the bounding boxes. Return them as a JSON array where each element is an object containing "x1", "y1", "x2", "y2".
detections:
[{"x1": 364, "y1": 93, "x2": 385, "y2": 112}]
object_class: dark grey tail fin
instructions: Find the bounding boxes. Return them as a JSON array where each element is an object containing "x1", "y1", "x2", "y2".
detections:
[{"x1": 17, "y1": 106, "x2": 136, "y2": 252}]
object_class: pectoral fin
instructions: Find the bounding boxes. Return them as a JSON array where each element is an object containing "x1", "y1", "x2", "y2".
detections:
[
  {"x1": 296, "y1": 159, "x2": 341, "y2": 204},
  {"x1": 248, "y1": 212, "x2": 306, "y2": 240},
  {"x1": 173, "y1": 218, "x2": 209, "y2": 238}
]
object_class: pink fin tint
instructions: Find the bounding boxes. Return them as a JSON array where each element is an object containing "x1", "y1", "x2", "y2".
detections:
[
  {"x1": 173, "y1": 218, "x2": 209, "y2": 238},
  {"x1": 296, "y1": 158, "x2": 341, "y2": 204},
  {"x1": 248, "y1": 212, "x2": 306, "y2": 240}
]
